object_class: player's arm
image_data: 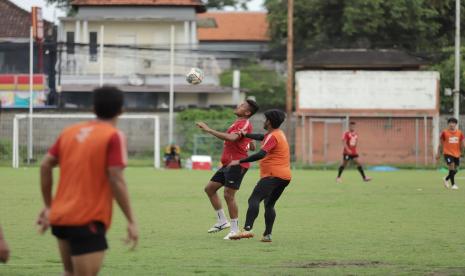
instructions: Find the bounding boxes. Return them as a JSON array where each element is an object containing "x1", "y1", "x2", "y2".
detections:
[
  {"x1": 108, "y1": 167, "x2": 138, "y2": 249},
  {"x1": 244, "y1": 133, "x2": 265, "y2": 141},
  {"x1": 436, "y1": 133, "x2": 444, "y2": 160},
  {"x1": 40, "y1": 154, "x2": 58, "y2": 208},
  {"x1": 0, "y1": 226, "x2": 10, "y2": 263},
  {"x1": 196, "y1": 122, "x2": 240, "y2": 142},
  {"x1": 342, "y1": 139, "x2": 351, "y2": 154}
]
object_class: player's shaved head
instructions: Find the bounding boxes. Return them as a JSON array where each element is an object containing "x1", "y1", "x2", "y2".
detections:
[{"x1": 93, "y1": 86, "x2": 124, "y2": 119}]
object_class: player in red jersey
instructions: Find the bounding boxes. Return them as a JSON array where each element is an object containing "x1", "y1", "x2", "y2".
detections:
[
  {"x1": 336, "y1": 122, "x2": 371, "y2": 183},
  {"x1": 197, "y1": 99, "x2": 259, "y2": 240},
  {"x1": 37, "y1": 86, "x2": 138, "y2": 276},
  {"x1": 436, "y1": 117, "x2": 465, "y2": 190}
]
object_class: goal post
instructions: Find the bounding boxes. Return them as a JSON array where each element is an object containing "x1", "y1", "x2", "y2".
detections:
[{"x1": 12, "y1": 114, "x2": 160, "y2": 169}]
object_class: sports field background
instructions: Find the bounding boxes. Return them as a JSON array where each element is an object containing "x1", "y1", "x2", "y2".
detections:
[{"x1": 1, "y1": 168, "x2": 465, "y2": 275}]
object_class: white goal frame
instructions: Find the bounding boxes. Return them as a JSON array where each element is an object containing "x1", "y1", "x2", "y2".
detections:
[{"x1": 12, "y1": 114, "x2": 160, "y2": 169}]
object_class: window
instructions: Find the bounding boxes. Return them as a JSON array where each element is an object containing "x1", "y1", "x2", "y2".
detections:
[
  {"x1": 66, "y1": 32, "x2": 75, "y2": 54},
  {"x1": 89, "y1": 32, "x2": 98, "y2": 62}
]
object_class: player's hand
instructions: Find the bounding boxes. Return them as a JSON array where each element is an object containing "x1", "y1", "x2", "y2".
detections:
[
  {"x1": 124, "y1": 222, "x2": 139, "y2": 251},
  {"x1": 228, "y1": 160, "x2": 240, "y2": 167},
  {"x1": 0, "y1": 238, "x2": 10, "y2": 263},
  {"x1": 196, "y1": 122, "x2": 210, "y2": 132},
  {"x1": 239, "y1": 129, "x2": 247, "y2": 137},
  {"x1": 36, "y1": 207, "x2": 50, "y2": 235}
]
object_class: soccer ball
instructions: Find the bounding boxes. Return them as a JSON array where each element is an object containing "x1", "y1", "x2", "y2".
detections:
[{"x1": 186, "y1": 68, "x2": 204, "y2": 85}]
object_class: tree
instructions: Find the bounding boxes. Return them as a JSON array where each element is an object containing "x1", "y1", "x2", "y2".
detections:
[
  {"x1": 220, "y1": 63, "x2": 286, "y2": 109},
  {"x1": 265, "y1": 0, "x2": 465, "y2": 52}
]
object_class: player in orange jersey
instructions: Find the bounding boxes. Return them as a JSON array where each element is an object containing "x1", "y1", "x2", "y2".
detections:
[
  {"x1": 228, "y1": 109, "x2": 291, "y2": 242},
  {"x1": 436, "y1": 117, "x2": 465, "y2": 190},
  {"x1": 37, "y1": 86, "x2": 138, "y2": 276}
]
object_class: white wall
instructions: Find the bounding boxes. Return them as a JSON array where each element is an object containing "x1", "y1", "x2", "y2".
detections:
[{"x1": 296, "y1": 71, "x2": 440, "y2": 110}]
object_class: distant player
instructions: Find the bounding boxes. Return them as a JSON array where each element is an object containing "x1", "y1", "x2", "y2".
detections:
[
  {"x1": 37, "y1": 86, "x2": 138, "y2": 276},
  {"x1": 0, "y1": 225, "x2": 10, "y2": 263},
  {"x1": 228, "y1": 109, "x2": 291, "y2": 242},
  {"x1": 436, "y1": 117, "x2": 465, "y2": 190},
  {"x1": 197, "y1": 99, "x2": 259, "y2": 240},
  {"x1": 336, "y1": 122, "x2": 371, "y2": 183}
]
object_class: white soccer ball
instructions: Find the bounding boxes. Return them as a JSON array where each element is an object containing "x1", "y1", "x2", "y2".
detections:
[{"x1": 186, "y1": 68, "x2": 204, "y2": 85}]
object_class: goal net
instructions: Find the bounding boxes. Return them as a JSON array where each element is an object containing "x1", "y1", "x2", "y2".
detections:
[{"x1": 12, "y1": 114, "x2": 160, "y2": 168}]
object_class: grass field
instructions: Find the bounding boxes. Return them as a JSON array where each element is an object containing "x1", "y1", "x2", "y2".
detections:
[{"x1": 1, "y1": 168, "x2": 465, "y2": 275}]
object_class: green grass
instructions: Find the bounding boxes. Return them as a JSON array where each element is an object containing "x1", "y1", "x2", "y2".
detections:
[{"x1": 1, "y1": 168, "x2": 465, "y2": 275}]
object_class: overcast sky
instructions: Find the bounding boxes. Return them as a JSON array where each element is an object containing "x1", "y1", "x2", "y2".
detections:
[{"x1": 9, "y1": 0, "x2": 265, "y2": 22}]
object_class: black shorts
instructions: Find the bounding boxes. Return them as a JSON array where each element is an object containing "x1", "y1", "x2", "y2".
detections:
[
  {"x1": 210, "y1": 165, "x2": 248, "y2": 190},
  {"x1": 51, "y1": 221, "x2": 108, "y2": 256},
  {"x1": 444, "y1": 155, "x2": 460, "y2": 166},
  {"x1": 343, "y1": 154, "x2": 359, "y2": 161}
]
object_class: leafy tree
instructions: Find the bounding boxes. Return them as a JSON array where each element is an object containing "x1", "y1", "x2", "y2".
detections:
[
  {"x1": 220, "y1": 63, "x2": 286, "y2": 109},
  {"x1": 265, "y1": 0, "x2": 465, "y2": 52}
]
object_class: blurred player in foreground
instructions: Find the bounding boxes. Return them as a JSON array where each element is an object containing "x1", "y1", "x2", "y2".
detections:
[
  {"x1": 0, "y1": 225, "x2": 10, "y2": 263},
  {"x1": 37, "y1": 86, "x2": 138, "y2": 276},
  {"x1": 336, "y1": 122, "x2": 371, "y2": 183},
  {"x1": 228, "y1": 109, "x2": 291, "y2": 242},
  {"x1": 437, "y1": 117, "x2": 465, "y2": 190},
  {"x1": 197, "y1": 100, "x2": 259, "y2": 240}
]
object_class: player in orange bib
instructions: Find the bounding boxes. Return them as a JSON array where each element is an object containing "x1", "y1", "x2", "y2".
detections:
[
  {"x1": 228, "y1": 110, "x2": 291, "y2": 242},
  {"x1": 36, "y1": 86, "x2": 138, "y2": 276},
  {"x1": 436, "y1": 117, "x2": 465, "y2": 190}
]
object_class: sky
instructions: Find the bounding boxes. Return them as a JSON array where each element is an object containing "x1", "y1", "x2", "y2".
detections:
[{"x1": 9, "y1": 0, "x2": 265, "y2": 23}]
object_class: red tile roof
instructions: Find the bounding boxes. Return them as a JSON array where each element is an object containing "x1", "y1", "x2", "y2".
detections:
[
  {"x1": 0, "y1": 0, "x2": 53, "y2": 38},
  {"x1": 197, "y1": 12, "x2": 269, "y2": 42},
  {"x1": 72, "y1": 0, "x2": 206, "y2": 12}
]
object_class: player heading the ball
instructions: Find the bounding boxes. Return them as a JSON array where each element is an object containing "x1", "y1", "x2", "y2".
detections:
[{"x1": 197, "y1": 99, "x2": 259, "y2": 240}]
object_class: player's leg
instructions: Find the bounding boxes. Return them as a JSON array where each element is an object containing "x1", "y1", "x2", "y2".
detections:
[
  {"x1": 71, "y1": 251, "x2": 105, "y2": 276},
  {"x1": 337, "y1": 156, "x2": 349, "y2": 183},
  {"x1": 222, "y1": 165, "x2": 247, "y2": 239},
  {"x1": 444, "y1": 156, "x2": 456, "y2": 189},
  {"x1": 353, "y1": 157, "x2": 371, "y2": 181},
  {"x1": 204, "y1": 168, "x2": 230, "y2": 233},
  {"x1": 449, "y1": 160, "x2": 458, "y2": 189},
  {"x1": 234, "y1": 178, "x2": 275, "y2": 239},
  {"x1": 262, "y1": 179, "x2": 289, "y2": 242},
  {"x1": 56, "y1": 239, "x2": 73, "y2": 276}
]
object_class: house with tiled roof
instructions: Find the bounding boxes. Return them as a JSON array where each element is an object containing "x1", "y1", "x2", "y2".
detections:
[
  {"x1": 197, "y1": 11, "x2": 270, "y2": 64},
  {"x1": 58, "y1": 0, "x2": 246, "y2": 109}
]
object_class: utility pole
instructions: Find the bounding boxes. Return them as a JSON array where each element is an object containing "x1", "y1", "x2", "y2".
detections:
[
  {"x1": 286, "y1": 0, "x2": 294, "y2": 138},
  {"x1": 454, "y1": 0, "x2": 461, "y2": 121}
]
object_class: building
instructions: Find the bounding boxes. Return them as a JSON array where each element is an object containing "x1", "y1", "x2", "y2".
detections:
[
  {"x1": 294, "y1": 49, "x2": 440, "y2": 166},
  {"x1": 0, "y1": 0, "x2": 55, "y2": 107},
  {"x1": 58, "y1": 0, "x2": 246, "y2": 110},
  {"x1": 197, "y1": 11, "x2": 269, "y2": 67}
]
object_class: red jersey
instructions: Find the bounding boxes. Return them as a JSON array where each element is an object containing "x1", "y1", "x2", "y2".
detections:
[
  {"x1": 342, "y1": 131, "x2": 358, "y2": 155},
  {"x1": 48, "y1": 121, "x2": 127, "y2": 229},
  {"x1": 221, "y1": 118, "x2": 253, "y2": 168}
]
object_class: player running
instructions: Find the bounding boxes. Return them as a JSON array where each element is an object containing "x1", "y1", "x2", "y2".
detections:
[
  {"x1": 197, "y1": 99, "x2": 259, "y2": 240},
  {"x1": 37, "y1": 86, "x2": 138, "y2": 276},
  {"x1": 336, "y1": 122, "x2": 371, "y2": 183},
  {"x1": 436, "y1": 117, "x2": 465, "y2": 190},
  {"x1": 228, "y1": 109, "x2": 291, "y2": 242}
]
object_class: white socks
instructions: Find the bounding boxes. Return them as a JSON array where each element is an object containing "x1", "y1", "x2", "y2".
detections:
[
  {"x1": 216, "y1": 209, "x2": 228, "y2": 224},
  {"x1": 230, "y1": 218, "x2": 239, "y2": 233}
]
